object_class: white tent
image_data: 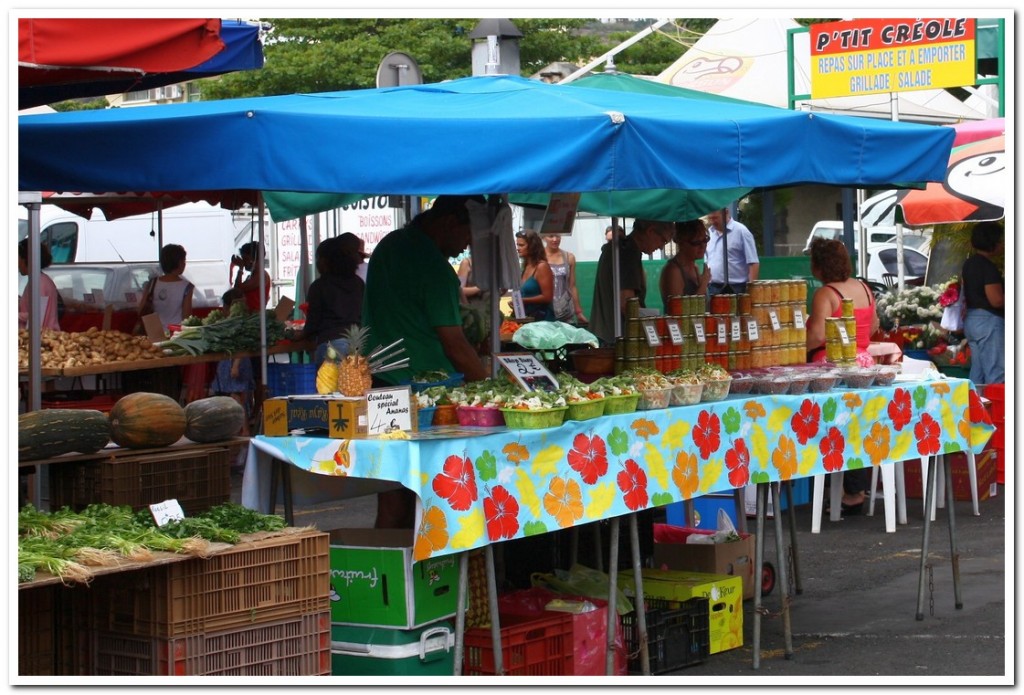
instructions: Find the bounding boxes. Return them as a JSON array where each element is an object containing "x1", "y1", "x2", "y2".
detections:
[{"x1": 658, "y1": 18, "x2": 986, "y2": 124}]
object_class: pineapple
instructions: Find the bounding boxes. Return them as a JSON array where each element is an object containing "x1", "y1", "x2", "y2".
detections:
[
  {"x1": 337, "y1": 325, "x2": 373, "y2": 396},
  {"x1": 315, "y1": 345, "x2": 341, "y2": 394}
]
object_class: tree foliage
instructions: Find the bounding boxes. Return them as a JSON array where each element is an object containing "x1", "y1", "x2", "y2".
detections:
[{"x1": 199, "y1": 17, "x2": 838, "y2": 101}]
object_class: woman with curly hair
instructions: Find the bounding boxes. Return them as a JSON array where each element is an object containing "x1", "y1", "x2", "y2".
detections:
[{"x1": 515, "y1": 230, "x2": 554, "y2": 321}]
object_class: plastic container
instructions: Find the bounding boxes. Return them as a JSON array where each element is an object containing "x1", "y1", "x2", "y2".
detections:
[
  {"x1": 808, "y1": 372, "x2": 839, "y2": 393},
  {"x1": 839, "y1": 368, "x2": 876, "y2": 389},
  {"x1": 500, "y1": 407, "x2": 568, "y2": 430},
  {"x1": 670, "y1": 382, "x2": 704, "y2": 406},
  {"x1": 405, "y1": 373, "x2": 464, "y2": 393},
  {"x1": 417, "y1": 407, "x2": 437, "y2": 430},
  {"x1": 432, "y1": 404, "x2": 458, "y2": 426},
  {"x1": 638, "y1": 387, "x2": 673, "y2": 410},
  {"x1": 566, "y1": 399, "x2": 606, "y2": 422},
  {"x1": 787, "y1": 373, "x2": 813, "y2": 395},
  {"x1": 331, "y1": 621, "x2": 454, "y2": 676},
  {"x1": 463, "y1": 612, "x2": 574, "y2": 676},
  {"x1": 603, "y1": 394, "x2": 640, "y2": 415},
  {"x1": 266, "y1": 363, "x2": 318, "y2": 397},
  {"x1": 700, "y1": 377, "x2": 733, "y2": 402},
  {"x1": 621, "y1": 597, "x2": 710, "y2": 675},
  {"x1": 456, "y1": 406, "x2": 506, "y2": 427},
  {"x1": 872, "y1": 366, "x2": 898, "y2": 386},
  {"x1": 728, "y1": 376, "x2": 755, "y2": 395}
]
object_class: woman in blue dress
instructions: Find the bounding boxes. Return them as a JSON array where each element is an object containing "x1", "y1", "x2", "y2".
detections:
[{"x1": 515, "y1": 230, "x2": 554, "y2": 321}]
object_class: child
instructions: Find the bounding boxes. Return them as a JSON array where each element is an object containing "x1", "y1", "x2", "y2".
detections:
[{"x1": 210, "y1": 289, "x2": 254, "y2": 454}]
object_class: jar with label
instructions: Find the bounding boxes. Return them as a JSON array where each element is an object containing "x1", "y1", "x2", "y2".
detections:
[
  {"x1": 626, "y1": 297, "x2": 640, "y2": 320},
  {"x1": 666, "y1": 295, "x2": 684, "y2": 315},
  {"x1": 737, "y1": 293, "x2": 752, "y2": 314},
  {"x1": 841, "y1": 297, "x2": 855, "y2": 318}
]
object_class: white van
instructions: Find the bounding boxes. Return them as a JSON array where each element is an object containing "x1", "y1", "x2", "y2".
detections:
[
  {"x1": 17, "y1": 202, "x2": 245, "y2": 264},
  {"x1": 801, "y1": 220, "x2": 931, "y2": 255}
]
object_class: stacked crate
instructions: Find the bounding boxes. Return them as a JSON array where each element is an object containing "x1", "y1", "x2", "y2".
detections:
[
  {"x1": 984, "y1": 384, "x2": 1005, "y2": 484},
  {"x1": 42, "y1": 529, "x2": 331, "y2": 676}
]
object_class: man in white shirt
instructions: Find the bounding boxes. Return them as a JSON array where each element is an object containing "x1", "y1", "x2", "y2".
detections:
[{"x1": 705, "y1": 208, "x2": 760, "y2": 295}]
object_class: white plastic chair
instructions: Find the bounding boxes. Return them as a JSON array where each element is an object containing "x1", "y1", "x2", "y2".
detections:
[{"x1": 811, "y1": 462, "x2": 905, "y2": 534}]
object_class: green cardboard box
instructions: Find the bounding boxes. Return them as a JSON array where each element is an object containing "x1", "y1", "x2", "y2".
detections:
[
  {"x1": 329, "y1": 529, "x2": 461, "y2": 629},
  {"x1": 618, "y1": 569, "x2": 743, "y2": 654}
]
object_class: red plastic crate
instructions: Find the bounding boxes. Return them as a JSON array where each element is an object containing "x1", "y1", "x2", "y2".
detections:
[
  {"x1": 48, "y1": 446, "x2": 231, "y2": 515},
  {"x1": 86, "y1": 530, "x2": 331, "y2": 638},
  {"x1": 92, "y1": 611, "x2": 331, "y2": 676},
  {"x1": 463, "y1": 612, "x2": 574, "y2": 676}
]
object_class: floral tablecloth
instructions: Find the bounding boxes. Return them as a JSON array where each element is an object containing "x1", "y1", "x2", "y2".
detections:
[{"x1": 242, "y1": 377, "x2": 993, "y2": 561}]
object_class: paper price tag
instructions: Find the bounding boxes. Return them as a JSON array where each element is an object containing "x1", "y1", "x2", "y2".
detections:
[
  {"x1": 150, "y1": 499, "x2": 185, "y2": 527},
  {"x1": 496, "y1": 353, "x2": 560, "y2": 392},
  {"x1": 793, "y1": 309, "x2": 805, "y2": 329},
  {"x1": 366, "y1": 386, "x2": 414, "y2": 436},
  {"x1": 643, "y1": 321, "x2": 662, "y2": 347},
  {"x1": 716, "y1": 322, "x2": 727, "y2": 344},
  {"x1": 666, "y1": 320, "x2": 684, "y2": 346},
  {"x1": 768, "y1": 310, "x2": 781, "y2": 331},
  {"x1": 746, "y1": 319, "x2": 760, "y2": 342},
  {"x1": 837, "y1": 324, "x2": 851, "y2": 345},
  {"x1": 693, "y1": 320, "x2": 706, "y2": 343},
  {"x1": 730, "y1": 317, "x2": 741, "y2": 341}
]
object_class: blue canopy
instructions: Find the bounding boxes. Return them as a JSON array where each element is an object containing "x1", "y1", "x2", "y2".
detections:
[{"x1": 19, "y1": 75, "x2": 954, "y2": 203}]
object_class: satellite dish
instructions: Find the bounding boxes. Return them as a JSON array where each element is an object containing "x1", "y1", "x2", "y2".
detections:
[{"x1": 376, "y1": 52, "x2": 423, "y2": 88}]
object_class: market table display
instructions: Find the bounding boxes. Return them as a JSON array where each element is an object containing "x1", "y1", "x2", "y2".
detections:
[{"x1": 241, "y1": 377, "x2": 993, "y2": 561}]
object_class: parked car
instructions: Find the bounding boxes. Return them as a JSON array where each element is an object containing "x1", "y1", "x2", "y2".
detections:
[
  {"x1": 802, "y1": 220, "x2": 931, "y2": 255},
  {"x1": 20, "y1": 260, "x2": 231, "y2": 333}
]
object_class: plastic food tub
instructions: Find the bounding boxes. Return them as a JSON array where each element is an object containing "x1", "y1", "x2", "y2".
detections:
[
  {"x1": 700, "y1": 377, "x2": 733, "y2": 402},
  {"x1": 566, "y1": 398, "x2": 607, "y2": 421},
  {"x1": 417, "y1": 406, "x2": 437, "y2": 430},
  {"x1": 638, "y1": 388, "x2": 673, "y2": 410},
  {"x1": 500, "y1": 407, "x2": 568, "y2": 430},
  {"x1": 432, "y1": 404, "x2": 458, "y2": 426},
  {"x1": 728, "y1": 376, "x2": 755, "y2": 395},
  {"x1": 457, "y1": 405, "x2": 506, "y2": 427},
  {"x1": 787, "y1": 374, "x2": 813, "y2": 396},
  {"x1": 670, "y1": 382, "x2": 704, "y2": 406},
  {"x1": 756, "y1": 377, "x2": 790, "y2": 396},
  {"x1": 839, "y1": 368, "x2": 876, "y2": 389},
  {"x1": 873, "y1": 366, "x2": 898, "y2": 386},
  {"x1": 808, "y1": 372, "x2": 839, "y2": 393}
]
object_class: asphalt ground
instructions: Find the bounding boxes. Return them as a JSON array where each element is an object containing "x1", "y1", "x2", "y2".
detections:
[{"x1": 230, "y1": 469, "x2": 1012, "y2": 685}]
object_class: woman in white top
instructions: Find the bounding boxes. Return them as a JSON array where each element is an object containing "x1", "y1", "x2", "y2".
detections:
[
  {"x1": 140, "y1": 244, "x2": 194, "y2": 331},
  {"x1": 543, "y1": 234, "x2": 586, "y2": 324}
]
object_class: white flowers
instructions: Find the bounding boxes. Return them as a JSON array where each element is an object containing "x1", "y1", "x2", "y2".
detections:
[{"x1": 877, "y1": 284, "x2": 945, "y2": 327}]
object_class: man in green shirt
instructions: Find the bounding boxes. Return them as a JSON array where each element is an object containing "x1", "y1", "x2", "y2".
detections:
[{"x1": 364, "y1": 194, "x2": 488, "y2": 527}]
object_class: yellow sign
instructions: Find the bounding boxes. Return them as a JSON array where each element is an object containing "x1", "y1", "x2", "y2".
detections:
[{"x1": 809, "y1": 18, "x2": 976, "y2": 99}]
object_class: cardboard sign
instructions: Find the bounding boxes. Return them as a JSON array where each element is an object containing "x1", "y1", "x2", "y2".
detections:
[
  {"x1": 150, "y1": 499, "x2": 185, "y2": 526},
  {"x1": 366, "y1": 386, "x2": 413, "y2": 436},
  {"x1": 274, "y1": 296, "x2": 296, "y2": 322},
  {"x1": 538, "y1": 192, "x2": 581, "y2": 237},
  {"x1": 142, "y1": 313, "x2": 165, "y2": 343},
  {"x1": 496, "y1": 352, "x2": 559, "y2": 392}
]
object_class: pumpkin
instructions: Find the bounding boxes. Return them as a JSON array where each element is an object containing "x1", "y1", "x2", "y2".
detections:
[
  {"x1": 109, "y1": 392, "x2": 186, "y2": 449},
  {"x1": 18, "y1": 409, "x2": 111, "y2": 461},
  {"x1": 184, "y1": 396, "x2": 245, "y2": 443}
]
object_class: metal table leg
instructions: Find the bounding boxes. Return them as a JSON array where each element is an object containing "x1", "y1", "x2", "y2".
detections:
[
  {"x1": 606, "y1": 517, "x2": 622, "y2": 675},
  {"x1": 771, "y1": 482, "x2": 794, "y2": 659},
  {"x1": 944, "y1": 454, "x2": 963, "y2": 610},
  {"x1": 783, "y1": 481, "x2": 802, "y2": 594},
  {"x1": 916, "y1": 454, "x2": 938, "y2": 620},
  {"x1": 628, "y1": 513, "x2": 650, "y2": 676},
  {"x1": 752, "y1": 482, "x2": 766, "y2": 670},
  {"x1": 485, "y1": 545, "x2": 504, "y2": 675},
  {"x1": 453, "y1": 551, "x2": 469, "y2": 675}
]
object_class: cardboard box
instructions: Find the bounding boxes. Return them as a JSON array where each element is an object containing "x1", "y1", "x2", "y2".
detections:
[
  {"x1": 618, "y1": 570, "x2": 743, "y2": 654},
  {"x1": 903, "y1": 450, "x2": 997, "y2": 502},
  {"x1": 653, "y1": 530, "x2": 756, "y2": 600},
  {"x1": 328, "y1": 529, "x2": 461, "y2": 629},
  {"x1": 263, "y1": 397, "x2": 369, "y2": 438}
]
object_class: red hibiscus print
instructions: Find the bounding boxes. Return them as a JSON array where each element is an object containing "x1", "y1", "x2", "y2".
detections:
[
  {"x1": 728, "y1": 461, "x2": 750, "y2": 487},
  {"x1": 887, "y1": 389, "x2": 913, "y2": 431},
  {"x1": 914, "y1": 413, "x2": 942, "y2": 456},
  {"x1": 692, "y1": 410, "x2": 722, "y2": 459},
  {"x1": 819, "y1": 427, "x2": 846, "y2": 472},
  {"x1": 617, "y1": 459, "x2": 649, "y2": 510},
  {"x1": 791, "y1": 400, "x2": 821, "y2": 445},
  {"x1": 725, "y1": 438, "x2": 750, "y2": 471},
  {"x1": 483, "y1": 485, "x2": 520, "y2": 541},
  {"x1": 968, "y1": 389, "x2": 992, "y2": 425},
  {"x1": 431, "y1": 455, "x2": 478, "y2": 511},
  {"x1": 567, "y1": 433, "x2": 609, "y2": 485}
]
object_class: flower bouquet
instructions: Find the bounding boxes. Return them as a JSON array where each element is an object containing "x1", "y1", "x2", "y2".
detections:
[{"x1": 876, "y1": 283, "x2": 945, "y2": 330}]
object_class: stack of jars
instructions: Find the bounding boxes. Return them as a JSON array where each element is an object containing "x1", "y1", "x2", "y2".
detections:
[
  {"x1": 824, "y1": 298, "x2": 858, "y2": 365},
  {"x1": 614, "y1": 295, "x2": 708, "y2": 375},
  {"x1": 705, "y1": 291, "x2": 752, "y2": 371},
  {"x1": 746, "y1": 280, "x2": 809, "y2": 368},
  {"x1": 615, "y1": 298, "x2": 656, "y2": 373}
]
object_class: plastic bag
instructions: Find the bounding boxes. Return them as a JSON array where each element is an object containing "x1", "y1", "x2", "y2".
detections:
[
  {"x1": 940, "y1": 292, "x2": 966, "y2": 332},
  {"x1": 512, "y1": 321, "x2": 598, "y2": 350},
  {"x1": 530, "y1": 564, "x2": 634, "y2": 616}
]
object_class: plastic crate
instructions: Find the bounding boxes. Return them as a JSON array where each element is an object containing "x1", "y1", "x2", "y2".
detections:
[
  {"x1": 267, "y1": 362, "x2": 318, "y2": 397},
  {"x1": 48, "y1": 446, "x2": 231, "y2": 515},
  {"x1": 463, "y1": 611, "x2": 574, "y2": 676},
  {"x1": 621, "y1": 597, "x2": 710, "y2": 674},
  {"x1": 18, "y1": 586, "x2": 57, "y2": 675},
  {"x1": 92, "y1": 611, "x2": 331, "y2": 676},
  {"x1": 86, "y1": 530, "x2": 331, "y2": 638}
]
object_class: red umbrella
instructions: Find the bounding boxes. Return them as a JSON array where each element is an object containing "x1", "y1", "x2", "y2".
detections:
[
  {"x1": 860, "y1": 135, "x2": 1005, "y2": 226},
  {"x1": 949, "y1": 117, "x2": 1004, "y2": 147},
  {"x1": 19, "y1": 18, "x2": 224, "y2": 93}
]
